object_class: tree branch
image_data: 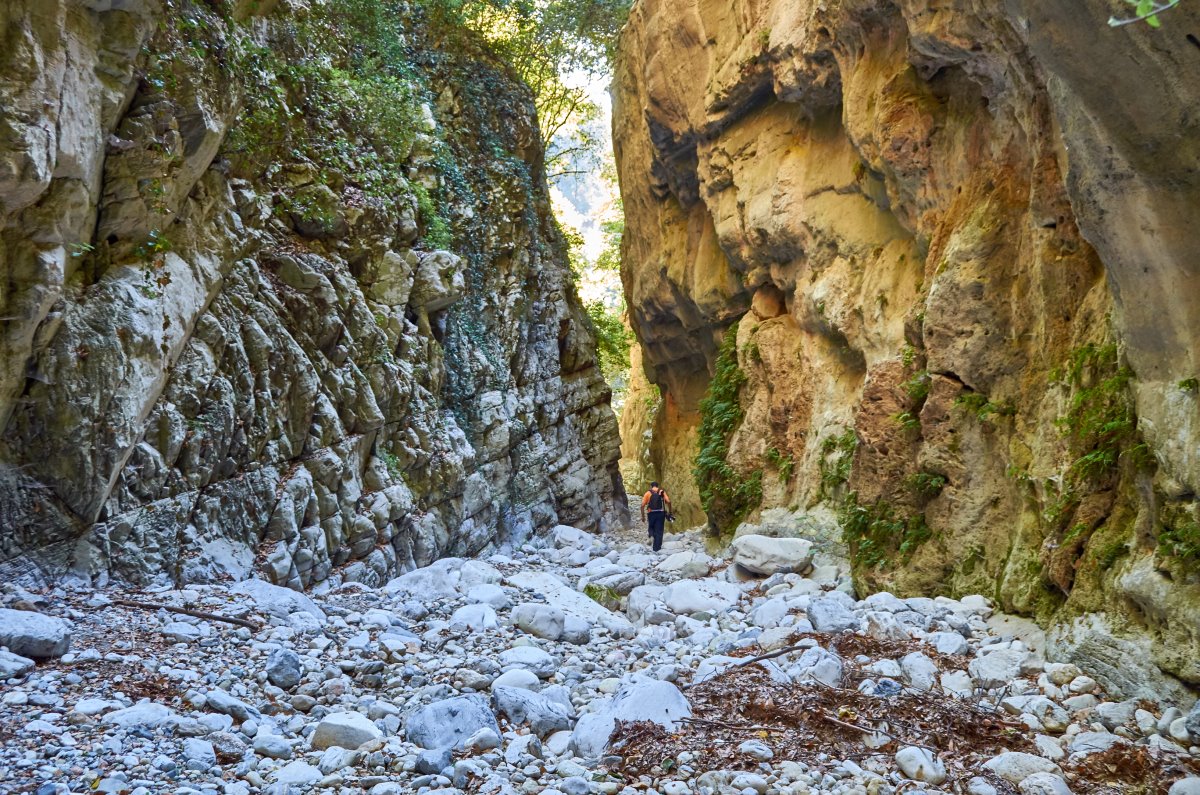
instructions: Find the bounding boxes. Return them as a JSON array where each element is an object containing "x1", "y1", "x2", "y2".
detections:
[
  {"x1": 1108, "y1": 0, "x2": 1183, "y2": 26},
  {"x1": 112, "y1": 598, "x2": 261, "y2": 631}
]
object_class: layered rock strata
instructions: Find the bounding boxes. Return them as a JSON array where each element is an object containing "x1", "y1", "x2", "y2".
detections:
[
  {"x1": 0, "y1": 0, "x2": 624, "y2": 589},
  {"x1": 613, "y1": 0, "x2": 1200, "y2": 698}
]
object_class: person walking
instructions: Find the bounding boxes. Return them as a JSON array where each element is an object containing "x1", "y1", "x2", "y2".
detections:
[{"x1": 640, "y1": 481, "x2": 672, "y2": 552}]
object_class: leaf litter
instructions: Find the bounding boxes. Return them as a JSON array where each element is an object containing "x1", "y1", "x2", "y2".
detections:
[{"x1": 607, "y1": 631, "x2": 1200, "y2": 793}]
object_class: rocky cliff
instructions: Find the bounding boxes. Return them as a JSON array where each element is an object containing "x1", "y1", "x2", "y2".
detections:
[
  {"x1": 614, "y1": 0, "x2": 1200, "y2": 700},
  {"x1": 0, "y1": 0, "x2": 625, "y2": 590}
]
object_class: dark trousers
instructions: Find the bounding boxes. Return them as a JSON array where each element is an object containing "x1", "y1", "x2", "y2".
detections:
[{"x1": 647, "y1": 511, "x2": 666, "y2": 551}]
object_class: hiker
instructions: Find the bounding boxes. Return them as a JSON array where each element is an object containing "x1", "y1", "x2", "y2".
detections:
[{"x1": 640, "y1": 481, "x2": 672, "y2": 552}]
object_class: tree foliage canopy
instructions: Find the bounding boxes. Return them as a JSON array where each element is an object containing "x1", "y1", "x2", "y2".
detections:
[{"x1": 430, "y1": 0, "x2": 631, "y2": 180}]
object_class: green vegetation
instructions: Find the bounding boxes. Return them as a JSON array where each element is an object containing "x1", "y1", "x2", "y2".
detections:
[
  {"x1": 1108, "y1": 0, "x2": 1183, "y2": 27},
  {"x1": 412, "y1": 183, "x2": 453, "y2": 249},
  {"x1": 817, "y1": 428, "x2": 857, "y2": 502},
  {"x1": 1096, "y1": 539, "x2": 1130, "y2": 570},
  {"x1": 900, "y1": 344, "x2": 917, "y2": 368},
  {"x1": 695, "y1": 322, "x2": 762, "y2": 534},
  {"x1": 839, "y1": 493, "x2": 931, "y2": 569},
  {"x1": 594, "y1": 208, "x2": 624, "y2": 273},
  {"x1": 378, "y1": 449, "x2": 402, "y2": 478},
  {"x1": 1038, "y1": 343, "x2": 1156, "y2": 576},
  {"x1": 1179, "y1": 377, "x2": 1199, "y2": 393},
  {"x1": 585, "y1": 300, "x2": 633, "y2": 386},
  {"x1": 644, "y1": 383, "x2": 662, "y2": 411},
  {"x1": 902, "y1": 370, "x2": 931, "y2": 403},
  {"x1": 892, "y1": 411, "x2": 921, "y2": 432},
  {"x1": 907, "y1": 471, "x2": 947, "y2": 499},
  {"x1": 1159, "y1": 517, "x2": 1200, "y2": 567},
  {"x1": 439, "y1": 0, "x2": 632, "y2": 180},
  {"x1": 765, "y1": 446, "x2": 795, "y2": 484},
  {"x1": 583, "y1": 582, "x2": 621, "y2": 610},
  {"x1": 1055, "y1": 343, "x2": 1150, "y2": 482},
  {"x1": 954, "y1": 392, "x2": 1016, "y2": 422}
]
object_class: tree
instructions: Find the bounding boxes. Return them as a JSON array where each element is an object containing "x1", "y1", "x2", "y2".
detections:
[{"x1": 438, "y1": 0, "x2": 632, "y2": 181}]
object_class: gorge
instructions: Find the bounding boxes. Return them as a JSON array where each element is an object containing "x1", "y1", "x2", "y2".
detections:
[{"x1": 1, "y1": 0, "x2": 1200, "y2": 791}]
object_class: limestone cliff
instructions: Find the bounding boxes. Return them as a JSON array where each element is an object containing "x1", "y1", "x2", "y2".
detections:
[
  {"x1": 614, "y1": 0, "x2": 1200, "y2": 699},
  {"x1": 0, "y1": 0, "x2": 625, "y2": 590}
]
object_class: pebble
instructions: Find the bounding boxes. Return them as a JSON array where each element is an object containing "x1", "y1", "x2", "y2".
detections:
[{"x1": 0, "y1": 525, "x2": 1193, "y2": 795}]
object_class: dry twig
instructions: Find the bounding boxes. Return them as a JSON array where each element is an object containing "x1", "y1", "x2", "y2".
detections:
[{"x1": 112, "y1": 598, "x2": 260, "y2": 631}]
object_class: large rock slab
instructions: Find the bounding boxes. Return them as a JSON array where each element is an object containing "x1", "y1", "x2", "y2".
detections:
[
  {"x1": 405, "y1": 694, "x2": 500, "y2": 751},
  {"x1": 507, "y1": 570, "x2": 635, "y2": 638},
  {"x1": 730, "y1": 534, "x2": 814, "y2": 576},
  {"x1": 569, "y1": 678, "x2": 691, "y2": 759},
  {"x1": 661, "y1": 578, "x2": 740, "y2": 615},
  {"x1": 0, "y1": 608, "x2": 70, "y2": 658},
  {"x1": 230, "y1": 580, "x2": 324, "y2": 621}
]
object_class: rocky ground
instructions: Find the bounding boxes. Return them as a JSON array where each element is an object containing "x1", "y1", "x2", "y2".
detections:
[{"x1": 2, "y1": 523, "x2": 1200, "y2": 795}]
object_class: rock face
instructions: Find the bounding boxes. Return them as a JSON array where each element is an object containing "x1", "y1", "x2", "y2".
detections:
[
  {"x1": 613, "y1": 0, "x2": 1200, "y2": 696},
  {"x1": 0, "y1": 2, "x2": 624, "y2": 590}
]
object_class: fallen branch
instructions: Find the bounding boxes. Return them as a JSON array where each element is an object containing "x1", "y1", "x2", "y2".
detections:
[
  {"x1": 112, "y1": 598, "x2": 260, "y2": 631},
  {"x1": 680, "y1": 716, "x2": 784, "y2": 733},
  {"x1": 819, "y1": 712, "x2": 939, "y2": 755},
  {"x1": 732, "y1": 642, "x2": 811, "y2": 667}
]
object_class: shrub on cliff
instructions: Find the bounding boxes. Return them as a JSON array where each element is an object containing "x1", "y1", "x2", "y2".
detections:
[{"x1": 694, "y1": 322, "x2": 762, "y2": 536}]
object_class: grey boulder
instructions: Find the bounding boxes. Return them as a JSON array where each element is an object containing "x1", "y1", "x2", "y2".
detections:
[
  {"x1": 0, "y1": 648, "x2": 35, "y2": 678},
  {"x1": 512, "y1": 603, "x2": 565, "y2": 641},
  {"x1": 0, "y1": 608, "x2": 71, "y2": 659},
  {"x1": 569, "y1": 678, "x2": 690, "y2": 759},
  {"x1": 265, "y1": 648, "x2": 302, "y2": 690},
  {"x1": 311, "y1": 711, "x2": 383, "y2": 750},
  {"x1": 806, "y1": 597, "x2": 859, "y2": 633},
  {"x1": 405, "y1": 694, "x2": 500, "y2": 751},
  {"x1": 730, "y1": 534, "x2": 814, "y2": 576},
  {"x1": 492, "y1": 686, "x2": 574, "y2": 736}
]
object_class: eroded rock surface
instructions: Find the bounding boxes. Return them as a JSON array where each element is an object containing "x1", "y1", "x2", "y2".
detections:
[
  {"x1": 0, "y1": 2, "x2": 624, "y2": 590},
  {"x1": 613, "y1": 0, "x2": 1200, "y2": 695}
]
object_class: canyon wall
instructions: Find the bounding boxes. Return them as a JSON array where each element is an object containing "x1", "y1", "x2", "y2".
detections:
[
  {"x1": 614, "y1": 0, "x2": 1200, "y2": 700},
  {"x1": 0, "y1": 0, "x2": 625, "y2": 590}
]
